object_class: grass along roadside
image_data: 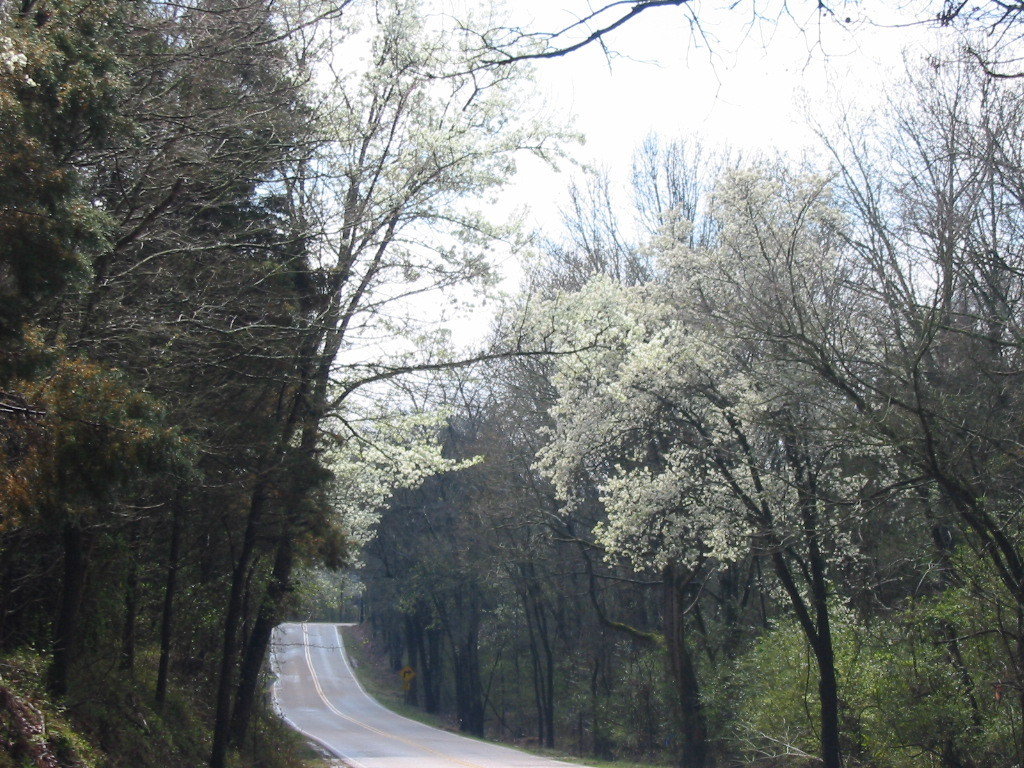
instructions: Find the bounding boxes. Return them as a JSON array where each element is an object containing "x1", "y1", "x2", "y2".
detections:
[
  {"x1": 335, "y1": 624, "x2": 667, "y2": 768},
  {"x1": 338, "y1": 623, "x2": 456, "y2": 732}
]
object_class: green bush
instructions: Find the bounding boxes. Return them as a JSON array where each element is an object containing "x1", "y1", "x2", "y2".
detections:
[{"x1": 718, "y1": 581, "x2": 1021, "y2": 768}]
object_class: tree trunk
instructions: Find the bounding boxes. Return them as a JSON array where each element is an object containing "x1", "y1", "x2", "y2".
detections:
[
  {"x1": 403, "y1": 614, "x2": 421, "y2": 706},
  {"x1": 228, "y1": 390, "x2": 326, "y2": 752},
  {"x1": 423, "y1": 626, "x2": 442, "y2": 713},
  {"x1": 663, "y1": 564, "x2": 709, "y2": 768},
  {"x1": 781, "y1": 433, "x2": 844, "y2": 768},
  {"x1": 388, "y1": 625, "x2": 404, "y2": 671},
  {"x1": 812, "y1": 629, "x2": 842, "y2": 768},
  {"x1": 210, "y1": 323, "x2": 318, "y2": 767},
  {"x1": 120, "y1": 556, "x2": 138, "y2": 674},
  {"x1": 518, "y1": 568, "x2": 556, "y2": 749},
  {"x1": 457, "y1": 631, "x2": 485, "y2": 736},
  {"x1": 230, "y1": 536, "x2": 295, "y2": 748},
  {"x1": 49, "y1": 521, "x2": 88, "y2": 696},
  {"x1": 209, "y1": 480, "x2": 270, "y2": 768},
  {"x1": 526, "y1": 619, "x2": 544, "y2": 744},
  {"x1": 447, "y1": 595, "x2": 485, "y2": 737},
  {"x1": 412, "y1": 614, "x2": 432, "y2": 709},
  {"x1": 539, "y1": 606, "x2": 555, "y2": 748},
  {"x1": 769, "y1": 543, "x2": 844, "y2": 768},
  {"x1": 0, "y1": 536, "x2": 15, "y2": 650},
  {"x1": 590, "y1": 655, "x2": 612, "y2": 759},
  {"x1": 156, "y1": 493, "x2": 184, "y2": 707},
  {"x1": 804, "y1": 518, "x2": 843, "y2": 768}
]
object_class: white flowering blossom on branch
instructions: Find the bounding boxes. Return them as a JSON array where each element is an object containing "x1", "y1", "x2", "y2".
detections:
[{"x1": 325, "y1": 406, "x2": 480, "y2": 551}]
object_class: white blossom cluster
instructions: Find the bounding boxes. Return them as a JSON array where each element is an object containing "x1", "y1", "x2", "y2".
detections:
[
  {"x1": 0, "y1": 34, "x2": 34, "y2": 86},
  {"x1": 325, "y1": 408, "x2": 479, "y2": 555},
  {"x1": 529, "y1": 166, "x2": 894, "y2": 576}
]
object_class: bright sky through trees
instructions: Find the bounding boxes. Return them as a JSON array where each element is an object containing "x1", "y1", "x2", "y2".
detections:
[
  {"x1": 434, "y1": 0, "x2": 961, "y2": 346},
  {"x1": 501, "y1": 0, "x2": 955, "y2": 221}
]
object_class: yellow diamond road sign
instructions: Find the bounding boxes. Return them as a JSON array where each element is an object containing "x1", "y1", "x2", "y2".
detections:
[{"x1": 400, "y1": 666, "x2": 416, "y2": 691}]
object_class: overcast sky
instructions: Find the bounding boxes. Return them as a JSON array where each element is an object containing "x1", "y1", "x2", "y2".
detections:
[
  {"x1": 496, "y1": 1, "x2": 956, "y2": 223},
  {"x1": 434, "y1": 0, "x2": 961, "y2": 345}
]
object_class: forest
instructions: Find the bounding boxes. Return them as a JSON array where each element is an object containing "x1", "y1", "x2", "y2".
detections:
[
  {"x1": 2, "y1": 1, "x2": 1024, "y2": 768},
  {"x1": 356, "y1": 33, "x2": 1024, "y2": 768}
]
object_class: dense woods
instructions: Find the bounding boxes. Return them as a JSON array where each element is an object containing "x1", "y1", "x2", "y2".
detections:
[
  {"x1": 356, "y1": 50, "x2": 1024, "y2": 768},
  {"x1": 0, "y1": 0, "x2": 544, "y2": 765},
  {"x1": 5, "y1": 1, "x2": 1024, "y2": 768}
]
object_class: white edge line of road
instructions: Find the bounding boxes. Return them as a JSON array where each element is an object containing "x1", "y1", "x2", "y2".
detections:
[
  {"x1": 333, "y1": 623, "x2": 470, "y2": 733},
  {"x1": 328, "y1": 623, "x2": 582, "y2": 767},
  {"x1": 270, "y1": 624, "x2": 372, "y2": 768},
  {"x1": 332, "y1": 624, "x2": 420, "y2": 721}
]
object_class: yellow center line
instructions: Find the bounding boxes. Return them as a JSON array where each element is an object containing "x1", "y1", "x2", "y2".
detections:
[{"x1": 301, "y1": 623, "x2": 490, "y2": 768}]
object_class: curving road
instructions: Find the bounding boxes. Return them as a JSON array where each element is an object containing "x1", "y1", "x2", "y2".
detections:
[{"x1": 271, "y1": 622, "x2": 587, "y2": 768}]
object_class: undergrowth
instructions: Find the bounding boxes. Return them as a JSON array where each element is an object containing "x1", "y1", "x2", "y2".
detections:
[{"x1": 0, "y1": 650, "x2": 320, "y2": 768}]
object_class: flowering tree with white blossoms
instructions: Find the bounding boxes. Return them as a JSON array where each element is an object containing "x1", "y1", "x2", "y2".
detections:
[
  {"x1": 326, "y1": 407, "x2": 482, "y2": 552},
  {"x1": 533, "y1": 168, "x2": 894, "y2": 768}
]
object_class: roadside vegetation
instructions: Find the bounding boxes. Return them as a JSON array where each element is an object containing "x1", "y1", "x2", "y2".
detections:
[
  {"x1": 0, "y1": 648, "x2": 320, "y2": 768},
  {"x1": 0, "y1": 0, "x2": 547, "y2": 765}
]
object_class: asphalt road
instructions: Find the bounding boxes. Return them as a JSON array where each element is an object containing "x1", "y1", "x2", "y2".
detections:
[{"x1": 271, "y1": 622, "x2": 586, "y2": 768}]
